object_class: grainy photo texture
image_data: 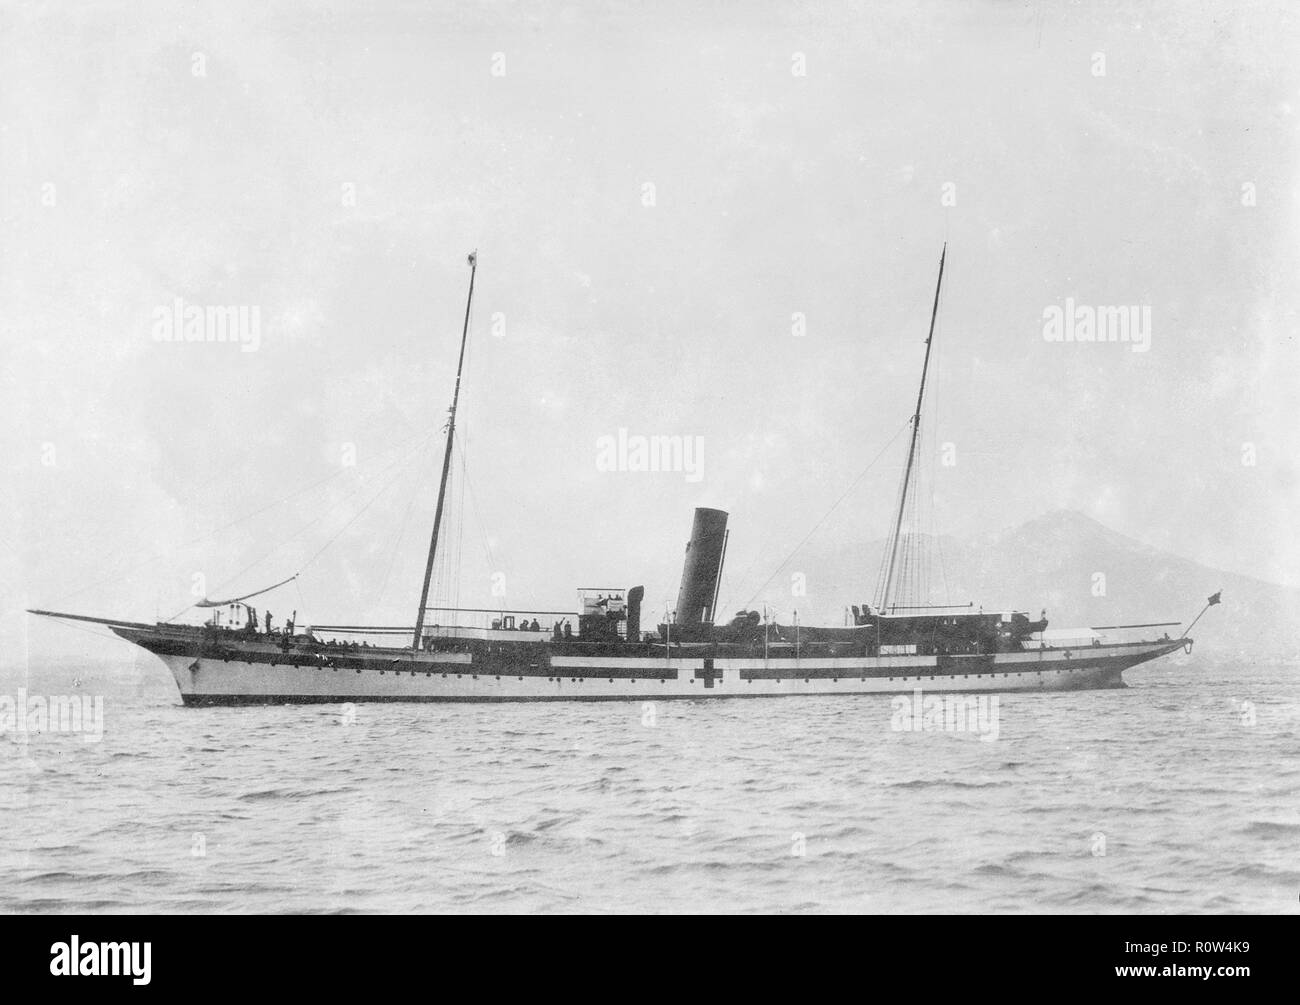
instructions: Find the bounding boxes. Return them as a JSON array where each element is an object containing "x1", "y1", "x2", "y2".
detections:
[{"x1": 3, "y1": 1, "x2": 1297, "y2": 917}]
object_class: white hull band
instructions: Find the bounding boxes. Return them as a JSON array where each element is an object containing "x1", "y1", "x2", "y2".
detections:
[{"x1": 134, "y1": 639, "x2": 1185, "y2": 706}]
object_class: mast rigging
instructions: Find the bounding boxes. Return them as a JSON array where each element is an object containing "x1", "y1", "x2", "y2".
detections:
[
  {"x1": 412, "y1": 251, "x2": 478, "y2": 649},
  {"x1": 879, "y1": 243, "x2": 946, "y2": 613}
]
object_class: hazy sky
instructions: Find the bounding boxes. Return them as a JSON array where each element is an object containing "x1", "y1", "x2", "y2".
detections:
[{"x1": 4, "y1": 1, "x2": 1297, "y2": 662}]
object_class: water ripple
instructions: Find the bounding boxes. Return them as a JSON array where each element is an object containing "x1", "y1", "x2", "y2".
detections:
[{"x1": 1, "y1": 656, "x2": 1297, "y2": 913}]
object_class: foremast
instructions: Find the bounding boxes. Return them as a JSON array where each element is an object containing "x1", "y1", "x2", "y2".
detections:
[
  {"x1": 412, "y1": 252, "x2": 478, "y2": 650},
  {"x1": 878, "y1": 243, "x2": 946, "y2": 614}
]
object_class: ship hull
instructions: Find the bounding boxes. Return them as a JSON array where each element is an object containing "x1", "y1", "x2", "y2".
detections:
[{"x1": 113, "y1": 628, "x2": 1186, "y2": 706}]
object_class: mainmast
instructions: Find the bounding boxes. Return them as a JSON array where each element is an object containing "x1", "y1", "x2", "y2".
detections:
[
  {"x1": 412, "y1": 251, "x2": 478, "y2": 650},
  {"x1": 879, "y1": 243, "x2": 946, "y2": 613}
]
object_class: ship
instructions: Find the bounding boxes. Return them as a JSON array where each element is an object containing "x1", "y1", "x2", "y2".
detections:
[{"x1": 31, "y1": 247, "x2": 1218, "y2": 705}]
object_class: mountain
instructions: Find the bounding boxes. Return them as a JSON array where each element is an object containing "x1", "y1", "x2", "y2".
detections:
[{"x1": 736, "y1": 510, "x2": 1298, "y2": 659}]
